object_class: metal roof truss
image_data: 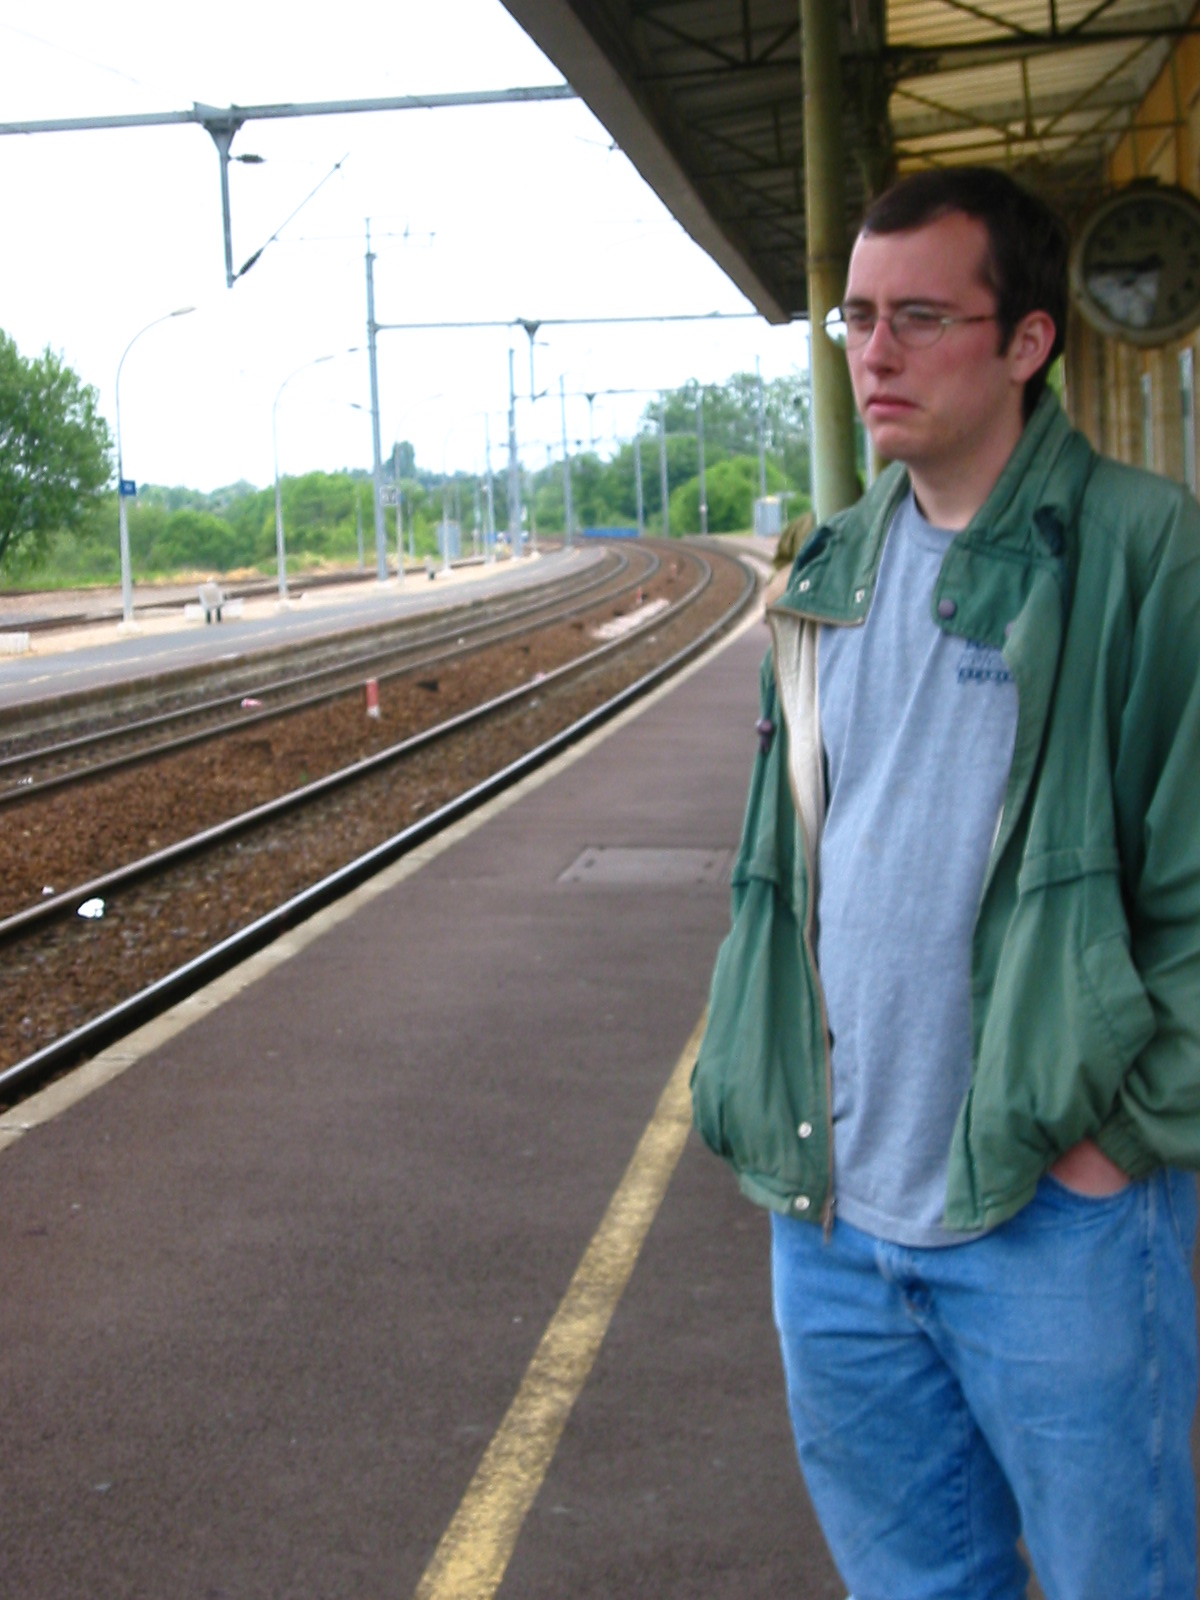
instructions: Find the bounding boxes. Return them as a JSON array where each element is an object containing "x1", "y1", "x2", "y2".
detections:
[{"x1": 502, "y1": 0, "x2": 1197, "y2": 319}]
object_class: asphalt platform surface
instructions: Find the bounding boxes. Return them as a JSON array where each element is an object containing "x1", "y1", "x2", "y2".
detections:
[
  {"x1": 0, "y1": 613, "x2": 846, "y2": 1599},
  {"x1": 4, "y1": 586, "x2": 1195, "y2": 1600}
]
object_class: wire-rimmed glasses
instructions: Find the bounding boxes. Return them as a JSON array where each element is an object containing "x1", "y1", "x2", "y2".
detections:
[{"x1": 824, "y1": 305, "x2": 998, "y2": 350}]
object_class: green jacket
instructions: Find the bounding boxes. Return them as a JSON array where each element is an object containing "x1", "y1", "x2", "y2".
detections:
[{"x1": 691, "y1": 394, "x2": 1200, "y2": 1233}]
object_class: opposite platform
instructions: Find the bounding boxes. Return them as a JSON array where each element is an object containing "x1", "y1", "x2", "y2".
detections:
[
  {"x1": 0, "y1": 611, "x2": 842, "y2": 1599},
  {"x1": 0, "y1": 546, "x2": 595, "y2": 715}
]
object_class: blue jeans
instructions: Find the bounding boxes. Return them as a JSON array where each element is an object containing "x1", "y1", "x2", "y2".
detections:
[{"x1": 771, "y1": 1170, "x2": 1199, "y2": 1600}]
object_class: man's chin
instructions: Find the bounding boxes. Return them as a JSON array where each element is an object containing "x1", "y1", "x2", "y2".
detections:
[{"x1": 864, "y1": 420, "x2": 919, "y2": 465}]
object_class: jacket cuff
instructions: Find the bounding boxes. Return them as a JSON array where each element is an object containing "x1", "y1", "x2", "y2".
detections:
[{"x1": 1094, "y1": 1105, "x2": 1158, "y2": 1181}]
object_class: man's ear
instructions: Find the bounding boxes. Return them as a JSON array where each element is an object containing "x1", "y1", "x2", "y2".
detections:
[{"x1": 1008, "y1": 310, "x2": 1057, "y2": 383}]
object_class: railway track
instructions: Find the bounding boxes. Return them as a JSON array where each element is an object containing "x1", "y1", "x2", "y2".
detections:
[
  {"x1": 0, "y1": 547, "x2": 672, "y2": 921},
  {"x1": 0, "y1": 542, "x2": 673, "y2": 937},
  {"x1": 0, "y1": 545, "x2": 644, "y2": 785},
  {"x1": 0, "y1": 540, "x2": 756, "y2": 1105}
]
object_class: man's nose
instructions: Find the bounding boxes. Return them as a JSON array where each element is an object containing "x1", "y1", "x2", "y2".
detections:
[{"x1": 861, "y1": 317, "x2": 902, "y2": 367}]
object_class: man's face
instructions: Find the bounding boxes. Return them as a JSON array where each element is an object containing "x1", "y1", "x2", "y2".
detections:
[{"x1": 841, "y1": 211, "x2": 1029, "y2": 483}]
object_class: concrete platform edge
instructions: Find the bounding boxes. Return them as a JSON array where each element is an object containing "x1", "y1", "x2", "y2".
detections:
[
  {"x1": 0, "y1": 557, "x2": 589, "y2": 731},
  {"x1": 0, "y1": 601, "x2": 764, "y2": 1156}
]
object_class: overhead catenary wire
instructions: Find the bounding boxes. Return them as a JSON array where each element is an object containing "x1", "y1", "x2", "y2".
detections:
[
  {"x1": 234, "y1": 151, "x2": 350, "y2": 281},
  {"x1": 0, "y1": 84, "x2": 578, "y2": 287},
  {"x1": 374, "y1": 311, "x2": 770, "y2": 332},
  {"x1": 0, "y1": 18, "x2": 160, "y2": 93}
]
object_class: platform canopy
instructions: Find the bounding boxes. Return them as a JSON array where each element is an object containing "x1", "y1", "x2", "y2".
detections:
[{"x1": 500, "y1": 0, "x2": 1197, "y2": 324}]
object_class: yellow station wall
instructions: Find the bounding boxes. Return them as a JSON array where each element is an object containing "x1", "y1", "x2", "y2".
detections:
[{"x1": 1066, "y1": 8, "x2": 1200, "y2": 491}]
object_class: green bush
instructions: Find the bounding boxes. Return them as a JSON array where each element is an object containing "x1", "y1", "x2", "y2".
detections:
[
  {"x1": 147, "y1": 508, "x2": 246, "y2": 572},
  {"x1": 667, "y1": 455, "x2": 796, "y2": 534},
  {"x1": 0, "y1": 491, "x2": 120, "y2": 587}
]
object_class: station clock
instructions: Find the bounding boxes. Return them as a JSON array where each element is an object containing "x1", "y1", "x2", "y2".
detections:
[{"x1": 1070, "y1": 182, "x2": 1200, "y2": 347}]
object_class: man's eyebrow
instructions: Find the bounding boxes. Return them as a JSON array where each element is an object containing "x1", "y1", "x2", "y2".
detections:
[{"x1": 841, "y1": 294, "x2": 958, "y2": 311}]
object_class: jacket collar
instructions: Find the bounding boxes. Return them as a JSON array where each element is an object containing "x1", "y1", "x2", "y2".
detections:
[
  {"x1": 772, "y1": 392, "x2": 1094, "y2": 627},
  {"x1": 955, "y1": 390, "x2": 1092, "y2": 567}
]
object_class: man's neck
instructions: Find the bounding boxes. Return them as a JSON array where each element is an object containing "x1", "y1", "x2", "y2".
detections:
[
  {"x1": 906, "y1": 417, "x2": 1025, "y2": 532},
  {"x1": 908, "y1": 475, "x2": 990, "y2": 532}
]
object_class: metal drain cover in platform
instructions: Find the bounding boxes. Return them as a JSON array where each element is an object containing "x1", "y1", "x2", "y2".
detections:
[{"x1": 557, "y1": 846, "x2": 733, "y2": 888}]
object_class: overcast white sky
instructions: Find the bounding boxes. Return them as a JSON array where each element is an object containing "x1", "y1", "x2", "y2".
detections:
[{"x1": 0, "y1": 1, "x2": 810, "y2": 492}]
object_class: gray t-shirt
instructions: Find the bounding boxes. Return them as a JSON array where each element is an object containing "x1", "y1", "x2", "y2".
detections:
[{"x1": 817, "y1": 491, "x2": 1018, "y2": 1246}]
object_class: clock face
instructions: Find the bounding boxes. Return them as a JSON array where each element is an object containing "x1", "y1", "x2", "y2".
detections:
[{"x1": 1072, "y1": 186, "x2": 1200, "y2": 347}]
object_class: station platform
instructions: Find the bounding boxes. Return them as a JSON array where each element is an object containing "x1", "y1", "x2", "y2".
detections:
[
  {"x1": 0, "y1": 607, "x2": 841, "y2": 1597},
  {"x1": 0, "y1": 545, "x2": 599, "y2": 715}
]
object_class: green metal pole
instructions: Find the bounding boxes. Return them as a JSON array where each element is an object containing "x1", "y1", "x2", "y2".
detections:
[{"x1": 800, "y1": 0, "x2": 860, "y2": 519}]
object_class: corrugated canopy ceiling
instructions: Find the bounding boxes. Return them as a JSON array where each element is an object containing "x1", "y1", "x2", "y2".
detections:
[{"x1": 500, "y1": 0, "x2": 1197, "y2": 321}]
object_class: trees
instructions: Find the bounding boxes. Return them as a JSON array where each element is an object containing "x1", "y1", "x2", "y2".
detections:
[
  {"x1": 669, "y1": 455, "x2": 793, "y2": 534},
  {"x1": 0, "y1": 356, "x2": 813, "y2": 582},
  {"x1": 522, "y1": 370, "x2": 812, "y2": 535},
  {"x1": 640, "y1": 371, "x2": 812, "y2": 498},
  {"x1": 133, "y1": 507, "x2": 247, "y2": 573},
  {"x1": 0, "y1": 331, "x2": 112, "y2": 572}
]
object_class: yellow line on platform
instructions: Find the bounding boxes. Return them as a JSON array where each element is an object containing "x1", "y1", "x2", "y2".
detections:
[{"x1": 412, "y1": 1011, "x2": 706, "y2": 1600}]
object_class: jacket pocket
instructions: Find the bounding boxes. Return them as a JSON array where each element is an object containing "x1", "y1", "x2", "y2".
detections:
[
  {"x1": 1014, "y1": 848, "x2": 1154, "y2": 1084},
  {"x1": 691, "y1": 876, "x2": 825, "y2": 1203},
  {"x1": 971, "y1": 853, "x2": 1152, "y2": 1178},
  {"x1": 1080, "y1": 931, "x2": 1155, "y2": 1075}
]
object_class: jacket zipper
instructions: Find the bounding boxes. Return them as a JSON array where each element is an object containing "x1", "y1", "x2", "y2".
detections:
[
  {"x1": 768, "y1": 493, "x2": 892, "y2": 1233},
  {"x1": 769, "y1": 603, "x2": 859, "y2": 1238},
  {"x1": 806, "y1": 783, "x2": 837, "y2": 1240}
]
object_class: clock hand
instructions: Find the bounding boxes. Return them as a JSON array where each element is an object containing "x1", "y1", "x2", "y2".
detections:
[{"x1": 1089, "y1": 253, "x2": 1164, "y2": 275}]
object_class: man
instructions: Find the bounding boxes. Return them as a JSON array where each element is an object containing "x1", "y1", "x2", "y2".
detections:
[{"x1": 692, "y1": 166, "x2": 1200, "y2": 1599}]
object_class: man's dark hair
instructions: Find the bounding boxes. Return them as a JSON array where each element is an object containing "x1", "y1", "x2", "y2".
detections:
[{"x1": 859, "y1": 167, "x2": 1069, "y2": 417}]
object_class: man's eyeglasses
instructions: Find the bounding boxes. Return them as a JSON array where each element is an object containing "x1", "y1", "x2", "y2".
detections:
[{"x1": 824, "y1": 305, "x2": 998, "y2": 351}]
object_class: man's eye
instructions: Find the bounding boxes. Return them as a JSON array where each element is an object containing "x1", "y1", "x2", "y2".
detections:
[
  {"x1": 845, "y1": 310, "x2": 875, "y2": 332},
  {"x1": 897, "y1": 309, "x2": 941, "y2": 331}
]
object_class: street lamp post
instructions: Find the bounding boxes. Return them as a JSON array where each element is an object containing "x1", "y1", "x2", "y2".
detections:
[
  {"x1": 391, "y1": 441, "x2": 405, "y2": 580},
  {"x1": 659, "y1": 398, "x2": 670, "y2": 539},
  {"x1": 756, "y1": 354, "x2": 768, "y2": 500},
  {"x1": 697, "y1": 389, "x2": 708, "y2": 537},
  {"x1": 273, "y1": 354, "x2": 334, "y2": 601},
  {"x1": 634, "y1": 433, "x2": 645, "y2": 537},
  {"x1": 507, "y1": 349, "x2": 523, "y2": 558},
  {"x1": 484, "y1": 414, "x2": 496, "y2": 562},
  {"x1": 559, "y1": 375, "x2": 574, "y2": 546},
  {"x1": 365, "y1": 219, "x2": 389, "y2": 581},
  {"x1": 115, "y1": 306, "x2": 194, "y2": 628}
]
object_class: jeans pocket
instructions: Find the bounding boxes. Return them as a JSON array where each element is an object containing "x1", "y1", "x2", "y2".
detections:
[
  {"x1": 1038, "y1": 1172, "x2": 1137, "y2": 1215},
  {"x1": 1162, "y1": 1169, "x2": 1200, "y2": 1261}
]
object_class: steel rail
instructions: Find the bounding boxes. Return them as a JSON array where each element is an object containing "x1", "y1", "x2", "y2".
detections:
[
  {"x1": 0, "y1": 548, "x2": 694, "y2": 945},
  {"x1": 0, "y1": 550, "x2": 756, "y2": 1106},
  {"x1": 0, "y1": 573, "x2": 564, "y2": 754},
  {"x1": 0, "y1": 549, "x2": 653, "y2": 803},
  {"x1": 0, "y1": 549, "x2": 624, "y2": 771},
  {"x1": 0, "y1": 547, "x2": 649, "y2": 797}
]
